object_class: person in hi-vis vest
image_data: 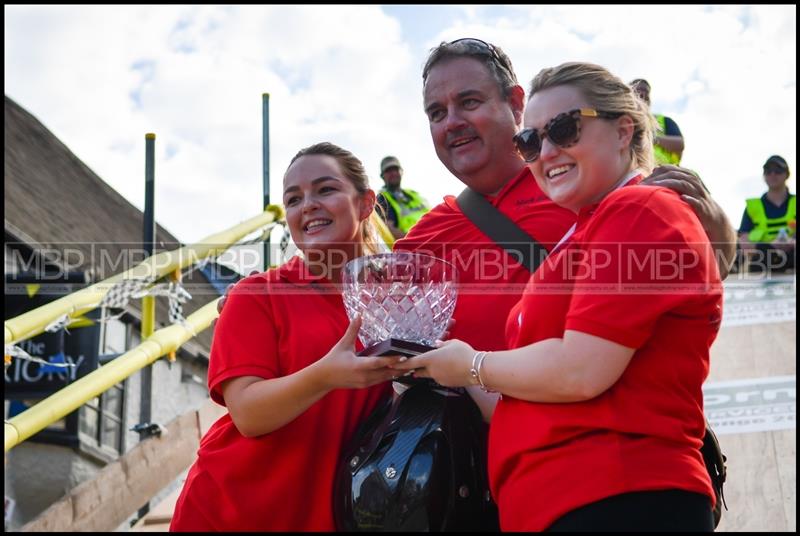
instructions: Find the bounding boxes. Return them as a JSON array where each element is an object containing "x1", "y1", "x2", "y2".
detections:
[
  {"x1": 738, "y1": 155, "x2": 796, "y2": 272},
  {"x1": 631, "y1": 79, "x2": 684, "y2": 165},
  {"x1": 376, "y1": 155, "x2": 430, "y2": 239}
]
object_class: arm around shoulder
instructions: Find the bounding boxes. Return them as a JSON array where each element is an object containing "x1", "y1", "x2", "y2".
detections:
[{"x1": 641, "y1": 166, "x2": 736, "y2": 279}]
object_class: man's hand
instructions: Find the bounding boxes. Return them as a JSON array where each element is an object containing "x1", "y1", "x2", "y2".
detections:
[{"x1": 642, "y1": 165, "x2": 736, "y2": 279}]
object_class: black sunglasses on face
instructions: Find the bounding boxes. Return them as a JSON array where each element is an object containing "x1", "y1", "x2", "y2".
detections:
[{"x1": 513, "y1": 108, "x2": 623, "y2": 163}]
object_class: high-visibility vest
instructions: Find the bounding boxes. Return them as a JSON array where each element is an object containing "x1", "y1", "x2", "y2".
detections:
[
  {"x1": 745, "y1": 195, "x2": 796, "y2": 242},
  {"x1": 653, "y1": 114, "x2": 682, "y2": 166},
  {"x1": 379, "y1": 188, "x2": 429, "y2": 233}
]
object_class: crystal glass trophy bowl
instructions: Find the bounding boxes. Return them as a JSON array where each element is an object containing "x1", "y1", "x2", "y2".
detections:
[{"x1": 342, "y1": 252, "x2": 459, "y2": 356}]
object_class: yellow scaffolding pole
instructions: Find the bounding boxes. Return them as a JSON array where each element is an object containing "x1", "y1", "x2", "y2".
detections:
[
  {"x1": 4, "y1": 299, "x2": 220, "y2": 452},
  {"x1": 4, "y1": 206, "x2": 283, "y2": 346}
]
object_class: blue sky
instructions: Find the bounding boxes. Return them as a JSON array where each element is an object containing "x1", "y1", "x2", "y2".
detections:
[{"x1": 4, "y1": 5, "x2": 797, "y2": 254}]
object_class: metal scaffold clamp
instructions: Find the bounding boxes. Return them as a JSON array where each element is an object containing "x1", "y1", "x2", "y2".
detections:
[{"x1": 130, "y1": 422, "x2": 167, "y2": 439}]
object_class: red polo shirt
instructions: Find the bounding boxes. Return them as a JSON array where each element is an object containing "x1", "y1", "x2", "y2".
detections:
[
  {"x1": 395, "y1": 167, "x2": 575, "y2": 350},
  {"x1": 495, "y1": 184, "x2": 722, "y2": 531},
  {"x1": 170, "y1": 256, "x2": 391, "y2": 531}
]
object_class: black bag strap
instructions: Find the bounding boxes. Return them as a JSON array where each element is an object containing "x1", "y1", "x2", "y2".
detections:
[
  {"x1": 456, "y1": 187, "x2": 548, "y2": 273},
  {"x1": 701, "y1": 418, "x2": 728, "y2": 527}
]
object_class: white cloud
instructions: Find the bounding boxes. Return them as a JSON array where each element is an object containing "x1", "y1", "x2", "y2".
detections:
[
  {"x1": 425, "y1": 4, "x2": 797, "y2": 226},
  {"x1": 5, "y1": 4, "x2": 796, "y2": 249}
]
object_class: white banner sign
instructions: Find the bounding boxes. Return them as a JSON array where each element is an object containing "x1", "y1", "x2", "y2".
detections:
[
  {"x1": 722, "y1": 278, "x2": 796, "y2": 327},
  {"x1": 703, "y1": 375, "x2": 796, "y2": 435}
]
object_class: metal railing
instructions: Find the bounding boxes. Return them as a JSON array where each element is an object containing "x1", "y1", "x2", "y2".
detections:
[
  {"x1": 5, "y1": 299, "x2": 220, "y2": 452},
  {"x1": 5, "y1": 206, "x2": 283, "y2": 346},
  {"x1": 4, "y1": 206, "x2": 286, "y2": 452}
]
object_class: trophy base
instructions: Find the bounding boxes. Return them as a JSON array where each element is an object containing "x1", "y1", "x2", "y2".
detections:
[
  {"x1": 358, "y1": 338, "x2": 439, "y2": 388},
  {"x1": 359, "y1": 338, "x2": 434, "y2": 357}
]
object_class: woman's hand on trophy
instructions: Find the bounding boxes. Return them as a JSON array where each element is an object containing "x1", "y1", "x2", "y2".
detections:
[
  {"x1": 318, "y1": 315, "x2": 404, "y2": 389},
  {"x1": 389, "y1": 339, "x2": 474, "y2": 388}
]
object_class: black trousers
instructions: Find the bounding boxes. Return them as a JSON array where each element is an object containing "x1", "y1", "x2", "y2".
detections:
[{"x1": 546, "y1": 489, "x2": 714, "y2": 532}]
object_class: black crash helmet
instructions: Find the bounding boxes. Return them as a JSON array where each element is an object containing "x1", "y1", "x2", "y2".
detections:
[{"x1": 334, "y1": 384, "x2": 499, "y2": 531}]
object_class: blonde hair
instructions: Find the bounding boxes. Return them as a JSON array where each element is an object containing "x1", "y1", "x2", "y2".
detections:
[
  {"x1": 286, "y1": 142, "x2": 382, "y2": 255},
  {"x1": 528, "y1": 62, "x2": 657, "y2": 174}
]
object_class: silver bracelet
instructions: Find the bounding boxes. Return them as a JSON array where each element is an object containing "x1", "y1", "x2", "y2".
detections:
[
  {"x1": 470, "y1": 351, "x2": 486, "y2": 387},
  {"x1": 476, "y1": 351, "x2": 494, "y2": 392},
  {"x1": 470, "y1": 351, "x2": 495, "y2": 393}
]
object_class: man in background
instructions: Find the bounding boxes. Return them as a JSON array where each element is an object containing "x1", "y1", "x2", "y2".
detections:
[
  {"x1": 738, "y1": 155, "x2": 796, "y2": 272},
  {"x1": 631, "y1": 78, "x2": 685, "y2": 165},
  {"x1": 375, "y1": 156, "x2": 430, "y2": 239}
]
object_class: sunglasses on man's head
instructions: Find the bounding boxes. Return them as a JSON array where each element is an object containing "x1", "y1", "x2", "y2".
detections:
[
  {"x1": 449, "y1": 37, "x2": 499, "y2": 57},
  {"x1": 512, "y1": 108, "x2": 623, "y2": 163},
  {"x1": 448, "y1": 37, "x2": 513, "y2": 79}
]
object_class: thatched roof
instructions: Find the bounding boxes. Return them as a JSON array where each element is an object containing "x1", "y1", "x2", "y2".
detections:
[{"x1": 4, "y1": 95, "x2": 229, "y2": 357}]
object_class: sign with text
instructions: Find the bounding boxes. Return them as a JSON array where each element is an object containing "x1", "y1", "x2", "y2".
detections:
[
  {"x1": 721, "y1": 277, "x2": 795, "y2": 327},
  {"x1": 703, "y1": 375, "x2": 796, "y2": 435},
  {"x1": 4, "y1": 292, "x2": 101, "y2": 399}
]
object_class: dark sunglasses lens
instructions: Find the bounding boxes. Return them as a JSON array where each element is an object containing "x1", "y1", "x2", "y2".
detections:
[
  {"x1": 515, "y1": 130, "x2": 541, "y2": 162},
  {"x1": 548, "y1": 115, "x2": 580, "y2": 147},
  {"x1": 451, "y1": 38, "x2": 490, "y2": 51},
  {"x1": 765, "y1": 166, "x2": 784, "y2": 174}
]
